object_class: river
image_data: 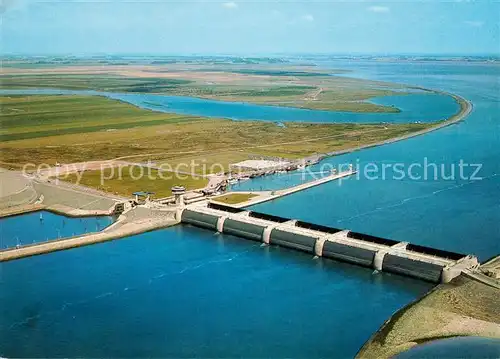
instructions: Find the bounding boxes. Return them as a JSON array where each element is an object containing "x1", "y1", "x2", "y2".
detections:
[{"x1": 0, "y1": 87, "x2": 459, "y2": 124}]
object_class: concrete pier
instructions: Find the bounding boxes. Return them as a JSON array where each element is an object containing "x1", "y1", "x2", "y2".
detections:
[
  {"x1": 216, "y1": 169, "x2": 356, "y2": 208},
  {"x1": 181, "y1": 203, "x2": 479, "y2": 283}
]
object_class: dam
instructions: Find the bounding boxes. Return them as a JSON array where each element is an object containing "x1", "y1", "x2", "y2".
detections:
[{"x1": 180, "y1": 202, "x2": 479, "y2": 284}]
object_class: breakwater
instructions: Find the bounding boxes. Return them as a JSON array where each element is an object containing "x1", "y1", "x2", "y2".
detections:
[
  {"x1": 0, "y1": 208, "x2": 177, "y2": 262},
  {"x1": 181, "y1": 202, "x2": 479, "y2": 283},
  {"x1": 219, "y1": 169, "x2": 356, "y2": 208}
]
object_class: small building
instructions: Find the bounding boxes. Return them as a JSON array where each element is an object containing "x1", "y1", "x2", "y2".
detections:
[
  {"x1": 230, "y1": 159, "x2": 291, "y2": 172},
  {"x1": 172, "y1": 186, "x2": 186, "y2": 206},
  {"x1": 113, "y1": 202, "x2": 126, "y2": 215},
  {"x1": 133, "y1": 191, "x2": 155, "y2": 204}
]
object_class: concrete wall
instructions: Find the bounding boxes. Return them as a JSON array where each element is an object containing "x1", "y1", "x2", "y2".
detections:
[
  {"x1": 179, "y1": 206, "x2": 476, "y2": 284},
  {"x1": 269, "y1": 228, "x2": 317, "y2": 254},
  {"x1": 181, "y1": 209, "x2": 219, "y2": 230},
  {"x1": 382, "y1": 254, "x2": 444, "y2": 283},
  {"x1": 322, "y1": 241, "x2": 376, "y2": 267},
  {"x1": 223, "y1": 218, "x2": 266, "y2": 242}
]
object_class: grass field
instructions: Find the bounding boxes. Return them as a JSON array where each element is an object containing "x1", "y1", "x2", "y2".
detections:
[
  {"x1": 211, "y1": 193, "x2": 258, "y2": 205},
  {"x1": 0, "y1": 95, "x2": 204, "y2": 142},
  {"x1": 0, "y1": 63, "x2": 410, "y2": 113},
  {"x1": 0, "y1": 74, "x2": 192, "y2": 93},
  {"x1": 62, "y1": 166, "x2": 208, "y2": 198},
  {"x1": 0, "y1": 94, "x2": 437, "y2": 195},
  {"x1": 0, "y1": 95, "x2": 433, "y2": 168}
]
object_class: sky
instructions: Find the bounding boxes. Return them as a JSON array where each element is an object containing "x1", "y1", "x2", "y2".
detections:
[{"x1": 1, "y1": 0, "x2": 499, "y2": 55}]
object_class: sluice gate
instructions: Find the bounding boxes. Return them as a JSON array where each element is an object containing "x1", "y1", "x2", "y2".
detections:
[{"x1": 180, "y1": 203, "x2": 479, "y2": 283}]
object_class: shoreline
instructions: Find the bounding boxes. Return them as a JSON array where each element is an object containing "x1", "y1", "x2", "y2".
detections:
[
  {"x1": 316, "y1": 90, "x2": 472, "y2": 161},
  {"x1": 356, "y1": 259, "x2": 500, "y2": 359}
]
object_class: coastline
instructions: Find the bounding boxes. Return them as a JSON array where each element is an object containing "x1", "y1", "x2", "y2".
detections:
[
  {"x1": 317, "y1": 90, "x2": 472, "y2": 161},
  {"x1": 356, "y1": 259, "x2": 500, "y2": 359}
]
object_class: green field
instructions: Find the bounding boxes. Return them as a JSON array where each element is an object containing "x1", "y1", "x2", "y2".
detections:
[
  {"x1": 0, "y1": 63, "x2": 409, "y2": 113},
  {"x1": 62, "y1": 166, "x2": 208, "y2": 198},
  {"x1": 0, "y1": 93, "x2": 440, "y2": 196},
  {"x1": 0, "y1": 74, "x2": 192, "y2": 93},
  {"x1": 211, "y1": 193, "x2": 258, "y2": 205},
  {"x1": 0, "y1": 94, "x2": 433, "y2": 173},
  {"x1": 198, "y1": 69, "x2": 338, "y2": 76},
  {"x1": 0, "y1": 95, "x2": 204, "y2": 142}
]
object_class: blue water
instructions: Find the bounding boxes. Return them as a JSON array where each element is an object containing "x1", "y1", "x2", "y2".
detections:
[
  {"x1": 0, "y1": 61, "x2": 498, "y2": 358},
  {"x1": 0, "y1": 225, "x2": 432, "y2": 358},
  {"x1": 396, "y1": 336, "x2": 500, "y2": 359},
  {"x1": 238, "y1": 61, "x2": 500, "y2": 261},
  {"x1": 0, "y1": 88, "x2": 459, "y2": 124},
  {"x1": 0, "y1": 211, "x2": 113, "y2": 249}
]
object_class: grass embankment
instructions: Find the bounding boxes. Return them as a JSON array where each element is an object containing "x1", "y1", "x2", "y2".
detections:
[
  {"x1": 0, "y1": 70, "x2": 406, "y2": 113},
  {"x1": 211, "y1": 193, "x2": 258, "y2": 205},
  {"x1": 0, "y1": 95, "x2": 432, "y2": 195}
]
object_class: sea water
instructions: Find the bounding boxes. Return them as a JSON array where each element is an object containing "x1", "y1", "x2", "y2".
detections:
[
  {"x1": 239, "y1": 61, "x2": 500, "y2": 261},
  {"x1": 0, "y1": 225, "x2": 431, "y2": 358},
  {"x1": 0, "y1": 61, "x2": 498, "y2": 357}
]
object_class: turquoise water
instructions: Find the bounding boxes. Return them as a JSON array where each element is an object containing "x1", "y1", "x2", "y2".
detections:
[
  {"x1": 396, "y1": 337, "x2": 500, "y2": 358},
  {"x1": 0, "y1": 211, "x2": 113, "y2": 249},
  {"x1": 0, "y1": 61, "x2": 498, "y2": 358},
  {"x1": 0, "y1": 88, "x2": 459, "y2": 124},
  {"x1": 0, "y1": 225, "x2": 432, "y2": 358}
]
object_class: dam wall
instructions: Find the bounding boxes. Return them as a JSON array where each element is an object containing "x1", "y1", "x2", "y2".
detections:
[
  {"x1": 322, "y1": 238, "x2": 376, "y2": 267},
  {"x1": 223, "y1": 218, "x2": 266, "y2": 242},
  {"x1": 270, "y1": 228, "x2": 317, "y2": 254},
  {"x1": 181, "y1": 209, "x2": 220, "y2": 230},
  {"x1": 180, "y1": 204, "x2": 479, "y2": 283}
]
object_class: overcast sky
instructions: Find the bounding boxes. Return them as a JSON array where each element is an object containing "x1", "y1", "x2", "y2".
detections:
[{"x1": 2, "y1": 0, "x2": 499, "y2": 55}]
